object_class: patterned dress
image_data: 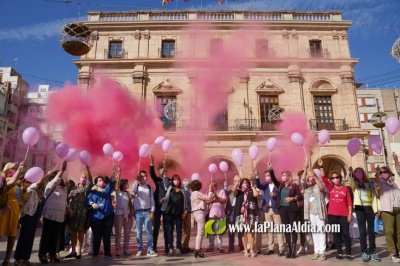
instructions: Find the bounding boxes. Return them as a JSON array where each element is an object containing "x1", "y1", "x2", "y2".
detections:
[
  {"x1": 234, "y1": 189, "x2": 259, "y2": 227},
  {"x1": 66, "y1": 176, "x2": 93, "y2": 232}
]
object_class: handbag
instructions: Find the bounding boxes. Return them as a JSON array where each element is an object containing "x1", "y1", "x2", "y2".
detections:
[
  {"x1": 374, "y1": 218, "x2": 384, "y2": 234},
  {"x1": 41, "y1": 187, "x2": 56, "y2": 208}
]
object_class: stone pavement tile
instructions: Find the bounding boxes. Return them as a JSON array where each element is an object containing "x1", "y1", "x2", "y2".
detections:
[{"x1": 0, "y1": 227, "x2": 394, "y2": 265}]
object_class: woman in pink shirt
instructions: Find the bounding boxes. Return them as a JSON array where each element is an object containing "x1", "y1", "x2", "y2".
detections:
[
  {"x1": 206, "y1": 180, "x2": 227, "y2": 253},
  {"x1": 189, "y1": 180, "x2": 215, "y2": 258},
  {"x1": 320, "y1": 160, "x2": 353, "y2": 260}
]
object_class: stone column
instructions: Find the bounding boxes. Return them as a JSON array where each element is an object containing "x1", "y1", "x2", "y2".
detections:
[
  {"x1": 286, "y1": 64, "x2": 304, "y2": 112},
  {"x1": 139, "y1": 30, "x2": 150, "y2": 58},
  {"x1": 339, "y1": 65, "x2": 360, "y2": 130},
  {"x1": 134, "y1": 30, "x2": 141, "y2": 58},
  {"x1": 77, "y1": 65, "x2": 91, "y2": 91}
]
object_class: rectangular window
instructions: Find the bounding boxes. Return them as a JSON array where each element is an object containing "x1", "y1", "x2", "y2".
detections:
[
  {"x1": 309, "y1": 40, "x2": 322, "y2": 58},
  {"x1": 162, "y1": 40, "x2": 175, "y2": 58},
  {"x1": 209, "y1": 38, "x2": 223, "y2": 57},
  {"x1": 255, "y1": 39, "x2": 269, "y2": 58},
  {"x1": 313, "y1": 96, "x2": 334, "y2": 130},
  {"x1": 37, "y1": 139, "x2": 46, "y2": 152},
  {"x1": 365, "y1": 98, "x2": 375, "y2": 106},
  {"x1": 259, "y1": 95, "x2": 278, "y2": 130},
  {"x1": 108, "y1": 41, "x2": 123, "y2": 59},
  {"x1": 35, "y1": 156, "x2": 45, "y2": 169},
  {"x1": 156, "y1": 96, "x2": 177, "y2": 131},
  {"x1": 357, "y1": 97, "x2": 363, "y2": 107},
  {"x1": 367, "y1": 113, "x2": 373, "y2": 122},
  {"x1": 367, "y1": 163, "x2": 372, "y2": 172}
]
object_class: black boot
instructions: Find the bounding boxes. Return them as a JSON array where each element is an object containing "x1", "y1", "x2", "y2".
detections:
[
  {"x1": 194, "y1": 250, "x2": 205, "y2": 258},
  {"x1": 291, "y1": 244, "x2": 297, "y2": 258},
  {"x1": 285, "y1": 246, "x2": 292, "y2": 259}
]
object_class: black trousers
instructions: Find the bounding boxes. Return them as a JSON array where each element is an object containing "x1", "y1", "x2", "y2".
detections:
[
  {"x1": 91, "y1": 214, "x2": 115, "y2": 256},
  {"x1": 328, "y1": 215, "x2": 351, "y2": 255},
  {"x1": 164, "y1": 213, "x2": 183, "y2": 250},
  {"x1": 279, "y1": 206, "x2": 299, "y2": 248},
  {"x1": 38, "y1": 218, "x2": 64, "y2": 258},
  {"x1": 355, "y1": 206, "x2": 376, "y2": 254},
  {"x1": 153, "y1": 207, "x2": 168, "y2": 252},
  {"x1": 15, "y1": 203, "x2": 42, "y2": 260},
  {"x1": 298, "y1": 205, "x2": 306, "y2": 246}
]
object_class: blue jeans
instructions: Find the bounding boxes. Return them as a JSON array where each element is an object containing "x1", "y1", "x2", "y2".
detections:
[
  {"x1": 164, "y1": 213, "x2": 183, "y2": 250},
  {"x1": 135, "y1": 210, "x2": 153, "y2": 252}
]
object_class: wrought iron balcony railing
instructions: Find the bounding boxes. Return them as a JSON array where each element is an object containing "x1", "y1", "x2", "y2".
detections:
[
  {"x1": 309, "y1": 119, "x2": 347, "y2": 131},
  {"x1": 104, "y1": 49, "x2": 128, "y2": 59},
  {"x1": 308, "y1": 48, "x2": 330, "y2": 59},
  {"x1": 161, "y1": 118, "x2": 276, "y2": 132},
  {"x1": 158, "y1": 48, "x2": 182, "y2": 58}
]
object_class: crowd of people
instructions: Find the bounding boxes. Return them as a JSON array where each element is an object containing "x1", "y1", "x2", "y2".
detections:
[{"x1": 1, "y1": 152, "x2": 400, "y2": 265}]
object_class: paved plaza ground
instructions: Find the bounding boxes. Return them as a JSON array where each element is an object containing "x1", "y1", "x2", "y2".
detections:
[{"x1": 0, "y1": 226, "x2": 396, "y2": 265}]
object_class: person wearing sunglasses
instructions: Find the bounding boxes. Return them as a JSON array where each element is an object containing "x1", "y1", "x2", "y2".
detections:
[
  {"x1": 347, "y1": 166, "x2": 380, "y2": 262},
  {"x1": 374, "y1": 153, "x2": 400, "y2": 263},
  {"x1": 319, "y1": 160, "x2": 353, "y2": 260}
]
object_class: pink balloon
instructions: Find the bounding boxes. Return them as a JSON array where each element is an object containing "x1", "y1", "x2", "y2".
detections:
[
  {"x1": 291, "y1": 132, "x2": 304, "y2": 146},
  {"x1": 368, "y1": 135, "x2": 383, "y2": 154},
  {"x1": 208, "y1": 163, "x2": 218, "y2": 174},
  {"x1": 24, "y1": 167, "x2": 44, "y2": 183},
  {"x1": 249, "y1": 145, "x2": 259, "y2": 160},
  {"x1": 231, "y1": 148, "x2": 244, "y2": 166},
  {"x1": 347, "y1": 138, "x2": 361, "y2": 157},
  {"x1": 154, "y1": 136, "x2": 165, "y2": 145},
  {"x1": 313, "y1": 169, "x2": 322, "y2": 179},
  {"x1": 162, "y1": 139, "x2": 172, "y2": 153},
  {"x1": 191, "y1": 173, "x2": 200, "y2": 181},
  {"x1": 22, "y1": 127, "x2": 40, "y2": 147},
  {"x1": 318, "y1": 129, "x2": 330, "y2": 145},
  {"x1": 79, "y1": 150, "x2": 91, "y2": 166},
  {"x1": 113, "y1": 151, "x2": 124, "y2": 162},
  {"x1": 266, "y1": 137, "x2": 278, "y2": 152},
  {"x1": 385, "y1": 117, "x2": 400, "y2": 135},
  {"x1": 64, "y1": 148, "x2": 79, "y2": 162},
  {"x1": 219, "y1": 161, "x2": 229, "y2": 173},
  {"x1": 56, "y1": 143, "x2": 69, "y2": 158},
  {"x1": 139, "y1": 144, "x2": 151, "y2": 158},
  {"x1": 103, "y1": 143, "x2": 114, "y2": 156}
]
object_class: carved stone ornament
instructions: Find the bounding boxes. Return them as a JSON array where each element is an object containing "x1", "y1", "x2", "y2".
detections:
[
  {"x1": 255, "y1": 79, "x2": 284, "y2": 95},
  {"x1": 291, "y1": 30, "x2": 298, "y2": 39},
  {"x1": 282, "y1": 29, "x2": 289, "y2": 39},
  {"x1": 332, "y1": 30, "x2": 340, "y2": 40},
  {"x1": 152, "y1": 78, "x2": 182, "y2": 96},
  {"x1": 134, "y1": 30, "x2": 141, "y2": 40},
  {"x1": 143, "y1": 31, "x2": 151, "y2": 40},
  {"x1": 309, "y1": 80, "x2": 337, "y2": 95}
]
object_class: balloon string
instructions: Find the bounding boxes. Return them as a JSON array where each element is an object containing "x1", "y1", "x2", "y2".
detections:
[
  {"x1": 211, "y1": 174, "x2": 213, "y2": 183},
  {"x1": 138, "y1": 157, "x2": 141, "y2": 174},
  {"x1": 224, "y1": 173, "x2": 227, "y2": 182},
  {"x1": 24, "y1": 146, "x2": 30, "y2": 161},
  {"x1": 53, "y1": 162, "x2": 59, "y2": 171},
  {"x1": 268, "y1": 151, "x2": 271, "y2": 163},
  {"x1": 150, "y1": 143, "x2": 155, "y2": 153},
  {"x1": 239, "y1": 167, "x2": 243, "y2": 178},
  {"x1": 303, "y1": 146, "x2": 308, "y2": 162},
  {"x1": 320, "y1": 146, "x2": 322, "y2": 160},
  {"x1": 351, "y1": 156, "x2": 353, "y2": 168}
]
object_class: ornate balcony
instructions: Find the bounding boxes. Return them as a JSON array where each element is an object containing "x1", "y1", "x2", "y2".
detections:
[
  {"x1": 104, "y1": 49, "x2": 128, "y2": 59},
  {"x1": 309, "y1": 119, "x2": 347, "y2": 131}
]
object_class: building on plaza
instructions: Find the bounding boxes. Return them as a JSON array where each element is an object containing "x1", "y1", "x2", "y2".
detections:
[
  {"x1": 356, "y1": 88, "x2": 400, "y2": 181},
  {"x1": 72, "y1": 10, "x2": 370, "y2": 178},
  {"x1": 0, "y1": 67, "x2": 29, "y2": 168}
]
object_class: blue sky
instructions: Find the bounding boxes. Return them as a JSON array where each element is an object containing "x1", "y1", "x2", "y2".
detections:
[{"x1": 1, "y1": 0, "x2": 400, "y2": 91}]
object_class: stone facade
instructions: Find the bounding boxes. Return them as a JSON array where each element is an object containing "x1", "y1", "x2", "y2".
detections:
[{"x1": 74, "y1": 10, "x2": 368, "y2": 179}]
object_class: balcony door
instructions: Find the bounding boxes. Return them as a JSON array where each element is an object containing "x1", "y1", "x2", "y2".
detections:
[
  {"x1": 259, "y1": 95, "x2": 278, "y2": 130},
  {"x1": 156, "y1": 96, "x2": 176, "y2": 131},
  {"x1": 313, "y1": 96, "x2": 334, "y2": 130}
]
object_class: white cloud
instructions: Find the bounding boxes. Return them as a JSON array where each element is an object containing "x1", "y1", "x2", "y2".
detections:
[{"x1": 0, "y1": 17, "x2": 78, "y2": 41}]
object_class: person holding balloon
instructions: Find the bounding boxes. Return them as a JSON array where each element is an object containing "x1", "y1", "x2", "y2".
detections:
[
  {"x1": 300, "y1": 163, "x2": 328, "y2": 261},
  {"x1": 86, "y1": 167, "x2": 118, "y2": 259},
  {"x1": 268, "y1": 162, "x2": 303, "y2": 259},
  {"x1": 38, "y1": 161, "x2": 69, "y2": 264},
  {"x1": 0, "y1": 161, "x2": 26, "y2": 266},
  {"x1": 346, "y1": 166, "x2": 381, "y2": 262},
  {"x1": 232, "y1": 176, "x2": 260, "y2": 258},
  {"x1": 374, "y1": 156, "x2": 400, "y2": 263},
  {"x1": 65, "y1": 166, "x2": 93, "y2": 259},
  {"x1": 189, "y1": 179, "x2": 215, "y2": 258},
  {"x1": 319, "y1": 160, "x2": 353, "y2": 260},
  {"x1": 14, "y1": 168, "x2": 51, "y2": 266}
]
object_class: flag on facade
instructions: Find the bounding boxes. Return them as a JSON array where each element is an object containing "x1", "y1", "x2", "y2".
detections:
[
  {"x1": 162, "y1": 0, "x2": 173, "y2": 6},
  {"x1": 218, "y1": 0, "x2": 223, "y2": 5}
]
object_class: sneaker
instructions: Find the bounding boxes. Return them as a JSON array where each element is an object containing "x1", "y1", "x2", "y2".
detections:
[
  {"x1": 175, "y1": 249, "x2": 181, "y2": 256},
  {"x1": 346, "y1": 255, "x2": 353, "y2": 260},
  {"x1": 264, "y1": 250, "x2": 274, "y2": 255},
  {"x1": 167, "y1": 249, "x2": 173, "y2": 256},
  {"x1": 147, "y1": 250, "x2": 158, "y2": 257},
  {"x1": 311, "y1": 253, "x2": 320, "y2": 260},
  {"x1": 362, "y1": 252, "x2": 370, "y2": 262},
  {"x1": 391, "y1": 256, "x2": 400, "y2": 263},
  {"x1": 23, "y1": 261, "x2": 33, "y2": 266},
  {"x1": 354, "y1": 238, "x2": 360, "y2": 242},
  {"x1": 370, "y1": 253, "x2": 381, "y2": 262},
  {"x1": 104, "y1": 254, "x2": 113, "y2": 259},
  {"x1": 320, "y1": 254, "x2": 326, "y2": 261},
  {"x1": 14, "y1": 260, "x2": 25, "y2": 266},
  {"x1": 250, "y1": 251, "x2": 257, "y2": 257},
  {"x1": 278, "y1": 250, "x2": 285, "y2": 257},
  {"x1": 297, "y1": 246, "x2": 305, "y2": 255},
  {"x1": 136, "y1": 251, "x2": 143, "y2": 257}
]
